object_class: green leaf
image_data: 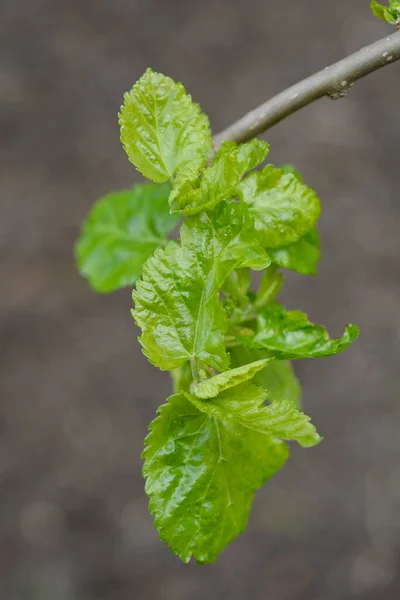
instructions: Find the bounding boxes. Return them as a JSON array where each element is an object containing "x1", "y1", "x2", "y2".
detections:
[
  {"x1": 171, "y1": 362, "x2": 193, "y2": 394},
  {"x1": 119, "y1": 69, "x2": 212, "y2": 183},
  {"x1": 191, "y1": 358, "x2": 269, "y2": 399},
  {"x1": 223, "y1": 266, "x2": 282, "y2": 337},
  {"x1": 132, "y1": 200, "x2": 270, "y2": 371},
  {"x1": 242, "y1": 303, "x2": 359, "y2": 360},
  {"x1": 268, "y1": 167, "x2": 320, "y2": 275},
  {"x1": 238, "y1": 165, "x2": 320, "y2": 248},
  {"x1": 75, "y1": 184, "x2": 179, "y2": 293},
  {"x1": 169, "y1": 140, "x2": 269, "y2": 215},
  {"x1": 143, "y1": 383, "x2": 320, "y2": 563},
  {"x1": 280, "y1": 164, "x2": 303, "y2": 180},
  {"x1": 223, "y1": 268, "x2": 251, "y2": 307},
  {"x1": 229, "y1": 346, "x2": 301, "y2": 407},
  {"x1": 186, "y1": 384, "x2": 321, "y2": 447},
  {"x1": 392, "y1": 0, "x2": 400, "y2": 18},
  {"x1": 254, "y1": 265, "x2": 284, "y2": 309},
  {"x1": 370, "y1": 0, "x2": 399, "y2": 23},
  {"x1": 268, "y1": 228, "x2": 321, "y2": 276}
]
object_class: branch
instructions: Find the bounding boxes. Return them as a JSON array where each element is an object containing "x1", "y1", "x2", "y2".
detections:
[{"x1": 213, "y1": 31, "x2": 400, "y2": 147}]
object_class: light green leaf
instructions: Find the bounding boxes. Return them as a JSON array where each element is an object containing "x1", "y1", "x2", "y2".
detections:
[
  {"x1": 186, "y1": 383, "x2": 321, "y2": 448},
  {"x1": 268, "y1": 228, "x2": 321, "y2": 276},
  {"x1": 238, "y1": 165, "x2": 320, "y2": 248},
  {"x1": 133, "y1": 200, "x2": 270, "y2": 371},
  {"x1": 169, "y1": 139, "x2": 269, "y2": 215},
  {"x1": 75, "y1": 184, "x2": 179, "y2": 293},
  {"x1": 223, "y1": 266, "x2": 282, "y2": 337},
  {"x1": 119, "y1": 69, "x2": 212, "y2": 183},
  {"x1": 229, "y1": 346, "x2": 301, "y2": 407},
  {"x1": 392, "y1": 0, "x2": 400, "y2": 17},
  {"x1": 191, "y1": 358, "x2": 269, "y2": 399},
  {"x1": 171, "y1": 362, "x2": 193, "y2": 394},
  {"x1": 280, "y1": 164, "x2": 303, "y2": 180},
  {"x1": 268, "y1": 167, "x2": 320, "y2": 275},
  {"x1": 254, "y1": 265, "x2": 284, "y2": 309},
  {"x1": 242, "y1": 303, "x2": 359, "y2": 360},
  {"x1": 223, "y1": 268, "x2": 251, "y2": 307},
  {"x1": 143, "y1": 383, "x2": 320, "y2": 563},
  {"x1": 370, "y1": 0, "x2": 399, "y2": 23}
]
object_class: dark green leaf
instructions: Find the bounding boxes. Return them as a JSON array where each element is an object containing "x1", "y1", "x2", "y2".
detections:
[
  {"x1": 119, "y1": 69, "x2": 212, "y2": 183},
  {"x1": 143, "y1": 383, "x2": 320, "y2": 563},
  {"x1": 75, "y1": 184, "x2": 179, "y2": 293}
]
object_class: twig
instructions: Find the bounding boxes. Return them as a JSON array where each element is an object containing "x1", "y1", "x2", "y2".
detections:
[{"x1": 213, "y1": 31, "x2": 400, "y2": 147}]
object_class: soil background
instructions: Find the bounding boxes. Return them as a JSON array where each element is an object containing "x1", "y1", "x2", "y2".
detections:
[{"x1": 1, "y1": 1, "x2": 400, "y2": 598}]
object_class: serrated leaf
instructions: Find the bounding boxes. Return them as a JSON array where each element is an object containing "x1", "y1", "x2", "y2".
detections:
[
  {"x1": 119, "y1": 69, "x2": 212, "y2": 183},
  {"x1": 75, "y1": 184, "x2": 179, "y2": 293},
  {"x1": 229, "y1": 346, "x2": 302, "y2": 407},
  {"x1": 132, "y1": 200, "x2": 270, "y2": 371},
  {"x1": 268, "y1": 228, "x2": 321, "y2": 276},
  {"x1": 143, "y1": 383, "x2": 320, "y2": 563},
  {"x1": 191, "y1": 358, "x2": 269, "y2": 399},
  {"x1": 238, "y1": 165, "x2": 320, "y2": 248},
  {"x1": 186, "y1": 384, "x2": 321, "y2": 448},
  {"x1": 169, "y1": 139, "x2": 269, "y2": 215},
  {"x1": 241, "y1": 303, "x2": 359, "y2": 360},
  {"x1": 370, "y1": 0, "x2": 399, "y2": 23}
]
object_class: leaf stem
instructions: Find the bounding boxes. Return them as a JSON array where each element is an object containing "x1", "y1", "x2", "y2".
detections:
[
  {"x1": 190, "y1": 357, "x2": 200, "y2": 383},
  {"x1": 213, "y1": 31, "x2": 400, "y2": 147}
]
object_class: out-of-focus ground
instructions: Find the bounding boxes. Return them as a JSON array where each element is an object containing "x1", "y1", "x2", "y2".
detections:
[{"x1": 1, "y1": 0, "x2": 400, "y2": 598}]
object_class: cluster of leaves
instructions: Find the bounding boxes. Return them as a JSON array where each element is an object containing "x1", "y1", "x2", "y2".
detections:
[
  {"x1": 75, "y1": 69, "x2": 359, "y2": 563},
  {"x1": 370, "y1": 0, "x2": 400, "y2": 24}
]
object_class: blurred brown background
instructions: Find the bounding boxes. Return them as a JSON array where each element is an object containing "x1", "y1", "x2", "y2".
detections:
[{"x1": 1, "y1": 0, "x2": 400, "y2": 598}]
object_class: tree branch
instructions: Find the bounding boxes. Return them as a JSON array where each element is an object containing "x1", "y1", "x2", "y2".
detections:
[{"x1": 213, "y1": 31, "x2": 400, "y2": 147}]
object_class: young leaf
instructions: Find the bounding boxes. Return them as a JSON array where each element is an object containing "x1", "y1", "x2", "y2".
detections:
[
  {"x1": 143, "y1": 383, "x2": 320, "y2": 563},
  {"x1": 132, "y1": 200, "x2": 270, "y2": 371},
  {"x1": 370, "y1": 0, "x2": 400, "y2": 24},
  {"x1": 268, "y1": 228, "x2": 321, "y2": 276},
  {"x1": 169, "y1": 139, "x2": 269, "y2": 215},
  {"x1": 254, "y1": 265, "x2": 284, "y2": 309},
  {"x1": 75, "y1": 184, "x2": 179, "y2": 293},
  {"x1": 171, "y1": 362, "x2": 193, "y2": 394},
  {"x1": 229, "y1": 346, "x2": 301, "y2": 407},
  {"x1": 119, "y1": 69, "x2": 212, "y2": 183},
  {"x1": 241, "y1": 303, "x2": 359, "y2": 360},
  {"x1": 238, "y1": 165, "x2": 320, "y2": 248},
  {"x1": 186, "y1": 384, "x2": 321, "y2": 447},
  {"x1": 280, "y1": 164, "x2": 303, "y2": 180},
  {"x1": 191, "y1": 358, "x2": 269, "y2": 399},
  {"x1": 392, "y1": 0, "x2": 400, "y2": 17},
  {"x1": 223, "y1": 268, "x2": 251, "y2": 306}
]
